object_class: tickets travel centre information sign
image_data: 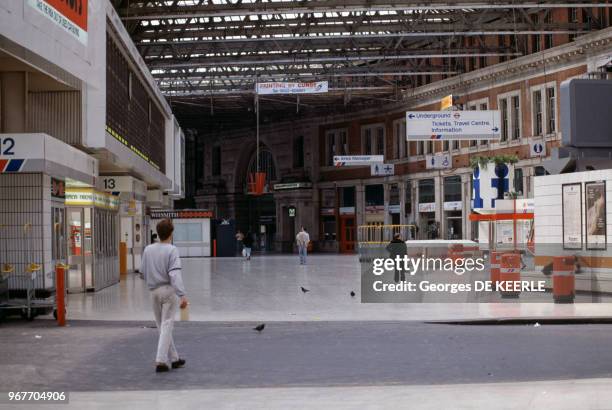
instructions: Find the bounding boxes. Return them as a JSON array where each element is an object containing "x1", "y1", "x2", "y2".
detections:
[{"x1": 406, "y1": 110, "x2": 501, "y2": 141}]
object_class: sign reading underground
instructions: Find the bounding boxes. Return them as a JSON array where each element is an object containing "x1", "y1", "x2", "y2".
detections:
[{"x1": 406, "y1": 110, "x2": 502, "y2": 140}]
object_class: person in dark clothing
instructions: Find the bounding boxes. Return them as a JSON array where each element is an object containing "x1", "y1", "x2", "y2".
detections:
[
  {"x1": 386, "y1": 233, "x2": 408, "y2": 283},
  {"x1": 242, "y1": 231, "x2": 254, "y2": 260}
]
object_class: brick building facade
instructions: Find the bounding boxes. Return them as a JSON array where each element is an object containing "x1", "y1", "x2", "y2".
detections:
[{"x1": 195, "y1": 26, "x2": 612, "y2": 253}]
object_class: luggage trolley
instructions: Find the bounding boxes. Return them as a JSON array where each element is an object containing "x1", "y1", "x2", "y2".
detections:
[
  {"x1": 0, "y1": 224, "x2": 59, "y2": 321},
  {"x1": 0, "y1": 264, "x2": 58, "y2": 321}
]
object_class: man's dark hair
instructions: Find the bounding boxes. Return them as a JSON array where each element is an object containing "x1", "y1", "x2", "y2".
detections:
[{"x1": 156, "y1": 219, "x2": 174, "y2": 241}]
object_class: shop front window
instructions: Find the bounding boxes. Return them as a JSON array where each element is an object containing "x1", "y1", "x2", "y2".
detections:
[
  {"x1": 514, "y1": 168, "x2": 524, "y2": 196},
  {"x1": 418, "y1": 179, "x2": 435, "y2": 204},
  {"x1": 389, "y1": 184, "x2": 400, "y2": 206},
  {"x1": 321, "y1": 188, "x2": 336, "y2": 208},
  {"x1": 444, "y1": 176, "x2": 462, "y2": 202},
  {"x1": 340, "y1": 186, "x2": 355, "y2": 207},
  {"x1": 535, "y1": 166, "x2": 549, "y2": 176},
  {"x1": 365, "y1": 184, "x2": 384, "y2": 207},
  {"x1": 405, "y1": 181, "x2": 413, "y2": 216},
  {"x1": 321, "y1": 216, "x2": 337, "y2": 241}
]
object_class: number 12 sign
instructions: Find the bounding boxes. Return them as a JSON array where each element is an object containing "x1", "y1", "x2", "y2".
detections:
[{"x1": 0, "y1": 134, "x2": 44, "y2": 173}]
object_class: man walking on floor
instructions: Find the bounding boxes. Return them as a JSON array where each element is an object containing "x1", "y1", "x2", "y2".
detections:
[
  {"x1": 296, "y1": 226, "x2": 310, "y2": 265},
  {"x1": 141, "y1": 218, "x2": 189, "y2": 373}
]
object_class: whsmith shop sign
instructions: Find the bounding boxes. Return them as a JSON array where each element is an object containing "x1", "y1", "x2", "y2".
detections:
[
  {"x1": 149, "y1": 210, "x2": 214, "y2": 219},
  {"x1": 28, "y1": 0, "x2": 88, "y2": 45}
]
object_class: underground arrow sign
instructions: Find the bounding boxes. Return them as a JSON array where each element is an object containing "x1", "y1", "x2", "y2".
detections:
[{"x1": 405, "y1": 110, "x2": 501, "y2": 141}]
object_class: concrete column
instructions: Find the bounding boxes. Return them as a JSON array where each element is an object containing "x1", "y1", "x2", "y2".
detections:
[
  {"x1": 0, "y1": 72, "x2": 27, "y2": 132},
  {"x1": 415, "y1": 180, "x2": 420, "y2": 238},
  {"x1": 356, "y1": 184, "x2": 365, "y2": 226},
  {"x1": 383, "y1": 183, "x2": 391, "y2": 225},
  {"x1": 311, "y1": 188, "x2": 320, "y2": 240},
  {"x1": 399, "y1": 181, "x2": 406, "y2": 226},
  {"x1": 275, "y1": 195, "x2": 282, "y2": 244},
  {"x1": 462, "y1": 173, "x2": 471, "y2": 240},
  {"x1": 434, "y1": 173, "x2": 443, "y2": 236},
  {"x1": 525, "y1": 166, "x2": 535, "y2": 197},
  {"x1": 410, "y1": 181, "x2": 417, "y2": 225}
]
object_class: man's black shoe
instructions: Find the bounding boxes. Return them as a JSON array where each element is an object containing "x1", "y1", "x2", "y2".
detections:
[
  {"x1": 172, "y1": 359, "x2": 186, "y2": 369},
  {"x1": 156, "y1": 363, "x2": 170, "y2": 373}
]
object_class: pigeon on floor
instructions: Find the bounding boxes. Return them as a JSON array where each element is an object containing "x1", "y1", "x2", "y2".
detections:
[
  {"x1": 300, "y1": 286, "x2": 310, "y2": 293},
  {"x1": 350, "y1": 291, "x2": 355, "y2": 297},
  {"x1": 253, "y1": 324, "x2": 265, "y2": 332}
]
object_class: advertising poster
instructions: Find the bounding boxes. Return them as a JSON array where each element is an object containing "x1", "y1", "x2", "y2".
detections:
[
  {"x1": 562, "y1": 183, "x2": 583, "y2": 250},
  {"x1": 586, "y1": 181, "x2": 607, "y2": 250},
  {"x1": 28, "y1": 0, "x2": 88, "y2": 45}
]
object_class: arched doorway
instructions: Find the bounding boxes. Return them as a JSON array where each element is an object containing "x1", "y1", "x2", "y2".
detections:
[{"x1": 242, "y1": 149, "x2": 277, "y2": 251}]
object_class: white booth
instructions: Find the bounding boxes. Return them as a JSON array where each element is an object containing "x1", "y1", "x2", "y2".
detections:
[{"x1": 149, "y1": 210, "x2": 213, "y2": 257}]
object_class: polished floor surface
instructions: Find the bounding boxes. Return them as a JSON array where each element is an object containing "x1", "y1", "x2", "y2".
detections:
[{"x1": 65, "y1": 255, "x2": 612, "y2": 322}]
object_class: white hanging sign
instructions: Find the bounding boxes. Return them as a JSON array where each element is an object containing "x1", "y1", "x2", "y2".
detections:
[
  {"x1": 406, "y1": 111, "x2": 502, "y2": 140},
  {"x1": 256, "y1": 81, "x2": 328, "y2": 95},
  {"x1": 334, "y1": 155, "x2": 384, "y2": 167}
]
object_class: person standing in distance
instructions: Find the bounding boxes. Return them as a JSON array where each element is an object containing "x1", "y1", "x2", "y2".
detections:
[
  {"x1": 141, "y1": 219, "x2": 188, "y2": 373},
  {"x1": 235, "y1": 229, "x2": 245, "y2": 256},
  {"x1": 242, "y1": 231, "x2": 253, "y2": 261},
  {"x1": 386, "y1": 233, "x2": 408, "y2": 283},
  {"x1": 296, "y1": 226, "x2": 310, "y2": 265}
]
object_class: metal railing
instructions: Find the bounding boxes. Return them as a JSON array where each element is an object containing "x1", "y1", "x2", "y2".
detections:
[
  {"x1": 357, "y1": 224, "x2": 417, "y2": 244},
  {"x1": 357, "y1": 224, "x2": 417, "y2": 262}
]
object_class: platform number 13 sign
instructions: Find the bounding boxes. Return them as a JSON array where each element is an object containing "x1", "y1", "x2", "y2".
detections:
[{"x1": 103, "y1": 178, "x2": 116, "y2": 190}]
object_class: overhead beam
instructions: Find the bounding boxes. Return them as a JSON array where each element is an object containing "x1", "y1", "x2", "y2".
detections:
[
  {"x1": 145, "y1": 51, "x2": 521, "y2": 68},
  {"x1": 137, "y1": 29, "x2": 585, "y2": 46},
  {"x1": 133, "y1": 17, "x2": 586, "y2": 40},
  {"x1": 119, "y1": 1, "x2": 611, "y2": 20},
  {"x1": 154, "y1": 71, "x2": 458, "y2": 81},
  {"x1": 163, "y1": 86, "x2": 398, "y2": 97}
]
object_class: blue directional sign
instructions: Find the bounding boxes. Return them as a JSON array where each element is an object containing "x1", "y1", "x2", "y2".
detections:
[{"x1": 371, "y1": 163, "x2": 394, "y2": 176}]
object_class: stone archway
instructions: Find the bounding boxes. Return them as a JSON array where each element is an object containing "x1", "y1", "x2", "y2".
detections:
[{"x1": 233, "y1": 144, "x2": 279, "y2": 251}]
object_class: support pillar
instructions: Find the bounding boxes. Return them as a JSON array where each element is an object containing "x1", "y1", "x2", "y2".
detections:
[
  {"x1": 383, "y1": 183, "x2": 391, "y2": 225},
  {"x1": 0, "y1": 72, "x2": 27, "y2": 132},
  {"x1": 355, "y1": 185, "x2": 365, "y2": 227},
  {"x1": 462, "y1": 173, "x2": 471, "y2": 240},
  {"x1": 399, "y1": 181, "x2": 407, "y2": 226}
]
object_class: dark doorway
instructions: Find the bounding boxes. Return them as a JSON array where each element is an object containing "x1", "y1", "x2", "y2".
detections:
[
  {"x1": 339, "y1": 215, "x2": 356, "y2": 253},
  {"x1": 282, "y1": 207, "x2": 296, "y2": 253},
  {"x1": 244, "y1": 194, "x2": 276, "y2": 252}
]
